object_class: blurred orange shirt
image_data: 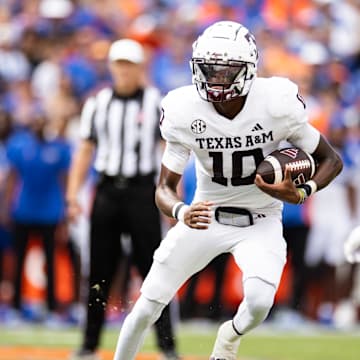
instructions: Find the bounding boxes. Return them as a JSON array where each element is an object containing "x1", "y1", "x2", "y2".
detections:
[{"x1": 263, "y1": 0, "x2": 315, "y2": 29}]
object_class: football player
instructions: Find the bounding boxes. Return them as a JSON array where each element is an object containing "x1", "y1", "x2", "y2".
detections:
[{"x1": 112, "y1": 21, "x2": 342, "y2": 360}]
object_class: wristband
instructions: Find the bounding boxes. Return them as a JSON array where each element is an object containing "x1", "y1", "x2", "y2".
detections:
[
  {"x1": 297, "y1": 188, "x2": 307, "y2": 204},
  {"x1": 172, "y1": 202, "x2": 185, "y2": 219},
  {"x1": 297, "y1": 180, "x2": 318, "y2": 198},
  {"x1": 306, "y1": 180, "x2": 317, "y2": 195},
  {"x1": 177, "y1": 204, "x2": 189, "y2": 223}
]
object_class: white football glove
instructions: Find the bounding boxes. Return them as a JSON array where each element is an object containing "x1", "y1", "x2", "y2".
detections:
[{"x1": 344, "y1": 226, "x2": 360, "y2": 263}]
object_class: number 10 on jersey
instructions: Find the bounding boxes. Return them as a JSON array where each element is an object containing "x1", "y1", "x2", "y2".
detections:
[{"x1": 209, "y1": 148, "x2": 264, "y2": 186}]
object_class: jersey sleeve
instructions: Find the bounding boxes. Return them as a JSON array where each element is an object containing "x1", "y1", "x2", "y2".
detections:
[
  {"x1": 159, "y1": 92, "x2": 180, "y2": 143},
  {"x1": 79, "y1": 96, "x2": 97, "y2": 142},
  {"x1": 159, "y1": 92, "x2": 191, "y2": 174},
  {"x1": 269, "y1": 77, "x2": 320, "y2": 154},
  {"x1": 288, "y1": 122, "x2": 320, "y2": 154},
  {"x1": 162, "y1": 141, "x2": 191, "y2": 174}
]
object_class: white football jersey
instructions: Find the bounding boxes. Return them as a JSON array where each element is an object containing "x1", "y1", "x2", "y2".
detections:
[{"x1": 160, "y1": 76, "x2": 320, "y2": 214}]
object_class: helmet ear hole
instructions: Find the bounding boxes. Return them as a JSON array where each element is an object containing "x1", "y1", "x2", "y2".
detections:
[{"x1": 189, "y1": 60, "x2": 195, "y2": 76}]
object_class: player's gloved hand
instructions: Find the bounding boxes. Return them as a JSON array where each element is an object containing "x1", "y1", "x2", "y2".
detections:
[
  {"x1": 254, "y1": 166, "x2": 302, "y2": 204},
  {"x1": 183, "y1": 201, "x2": 213, "y2": 230},
  {"x1": 344, "y1": 226, "x2": 360, "y2": 263}
]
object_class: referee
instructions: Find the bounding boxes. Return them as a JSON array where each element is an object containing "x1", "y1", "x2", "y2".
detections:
[{"x1": 67, "y1": 39, "x2": 179, "y2": 360}]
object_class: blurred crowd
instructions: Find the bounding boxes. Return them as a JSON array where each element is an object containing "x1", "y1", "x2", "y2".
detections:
[{"x1": 1, "y1": 0, "x2": 360, "y2": 330}]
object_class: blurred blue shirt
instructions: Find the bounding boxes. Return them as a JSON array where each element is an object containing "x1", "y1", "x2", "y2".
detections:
[
  {"x1": 182, "y1": 155, "x2": 196, "y2": 205},
  {"x1": 6, "y1": 130, "x2": 71, "y2": 224},
  {"x1": 151, "y1": 50, "x2": 192, "y2": 95},
  {"x1": 0, "y1": 140, "x2": 11, "y2": 249},
  {"x1": 282, "y1": 202, "x2": 307, "y2": 227}
]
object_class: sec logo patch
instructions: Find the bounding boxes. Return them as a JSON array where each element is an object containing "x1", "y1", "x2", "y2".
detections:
[{"x1": 191, "y1": 119, "x2": 206, "y2": 134}]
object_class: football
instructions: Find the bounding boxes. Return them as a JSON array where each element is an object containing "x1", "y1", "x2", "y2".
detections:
[{"x1": 256, "y1": 147, "x2": 316, "y2": 185}]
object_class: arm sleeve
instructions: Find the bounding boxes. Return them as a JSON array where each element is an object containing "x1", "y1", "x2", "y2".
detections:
[{"x1": 79, "y1": 97, "x2": 97, "y2": 142}]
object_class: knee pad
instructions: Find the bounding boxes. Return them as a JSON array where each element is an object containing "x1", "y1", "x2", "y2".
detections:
[
  {"x1": 245, "y1": 277, "x2": 276, "y2": 317},
  {"x1": 131, "y1": 296, "x2": 166, "y2": 328},
  {"x1": 233, "y1": 277, "x2": 276, "y2": 334}
]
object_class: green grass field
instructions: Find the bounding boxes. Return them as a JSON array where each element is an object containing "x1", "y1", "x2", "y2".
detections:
[{"x1": 0, "y1": 322, "x2": 359, "y2": 360}]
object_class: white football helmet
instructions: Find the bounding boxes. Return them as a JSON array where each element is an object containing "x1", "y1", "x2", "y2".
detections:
[{"x1": 191, "y1": 21, "x2": 258, "y2": 102}]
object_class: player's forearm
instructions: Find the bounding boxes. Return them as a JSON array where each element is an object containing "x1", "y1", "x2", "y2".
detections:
[
  {"x1": 155, "y1": 164, "x2": 183, "y2": 218},
  {"x1": 313, "y1": 156, "x2": 342, "y2": 191},
  {"x1": 155, "y1": 183, "x2": 182, "y2": 218},
  {"x1": 311, "y1": 137, "x2": 343, "y2": 191},
  {"x1": 66, "y1": 140, "x2": 94, "y2": 203}
]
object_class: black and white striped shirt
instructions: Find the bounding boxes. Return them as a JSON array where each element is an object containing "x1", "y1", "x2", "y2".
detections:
[{"x1": 80, "y1": 86, "x2": 161, "y2": 177}]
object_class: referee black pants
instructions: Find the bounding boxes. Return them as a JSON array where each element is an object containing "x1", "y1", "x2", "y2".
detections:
[{"x1": 83, "y1": 178, "x2": 176, "y2": 353}]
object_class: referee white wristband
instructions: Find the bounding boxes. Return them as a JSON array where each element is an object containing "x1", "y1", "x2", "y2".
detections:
[{"x1": 171, "y1": 201, "x2": 189, "y2": 223}]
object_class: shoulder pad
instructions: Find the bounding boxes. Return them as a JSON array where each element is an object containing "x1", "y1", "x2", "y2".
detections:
[
  {"x1": 266, "y1": 77, "x2": 299, "y2": 119},
  {"x1": 160, "y1": 85, "x2": 197, "y2": 142},
  {"x1": 162, "y1": 85, "x2": 197, "y2": 111}
]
